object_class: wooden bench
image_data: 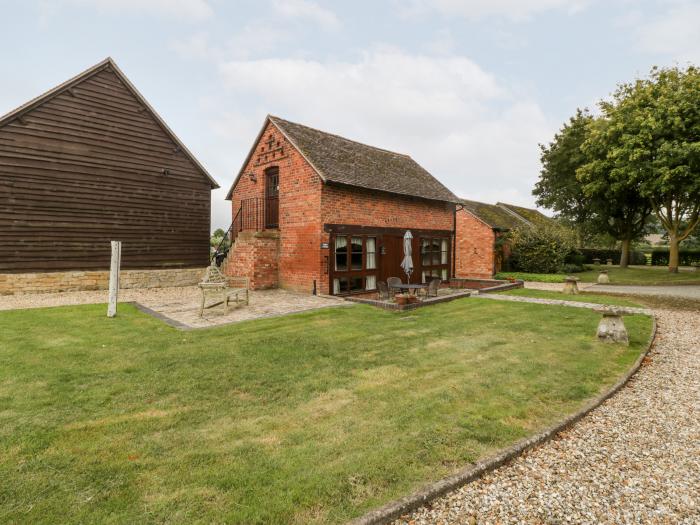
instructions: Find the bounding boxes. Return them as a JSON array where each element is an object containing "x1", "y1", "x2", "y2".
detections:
[{"x1": 199, "y1": 265, "x2": 249, "y2": 317}]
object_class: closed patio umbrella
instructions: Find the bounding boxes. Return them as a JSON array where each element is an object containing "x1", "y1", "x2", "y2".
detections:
[{"x1": 400, "y1": 230, "x2": 413, "y2": 281}]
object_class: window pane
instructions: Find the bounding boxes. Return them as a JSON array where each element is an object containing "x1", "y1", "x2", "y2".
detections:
[
  {"x1": 366, "y1": 275, "x2": 376, "y2": 290},
  {"x1": 422, "y1": 239, "x2": 431, "y2": 266},
  {"x1": 432, "y1": 252, "x2": 440, "y2": 266},
  {"x1": 335, "y1": 236, "x2": 347, "y2": 271},
  {"x1": 441, "y1": 238, "x2": 448, "y2": 264},
  {"x1": 337, "y1": 277, "x2": 349, "y2": 293},
  {"x1": 333, "y1": 278, "x2": 340, "y2": 294},
  {"x1": 366, "y1": 238, "x2": 376, "y2": 269},
  {"x1": 421, "y1": 271, "x2": 427, "y2": 283},
  {"x1": 441, "y1": 268, "x2": 448, "y2": 280},
  {"x1": 336, "y1": 252, "x2": 347, "y2": 271},
  {"x1": 350, "y1": 276, "x2": 363, "y2": 291},
  {"x1": 350, "y1": 236, "x2": 363, "y2": 270}
]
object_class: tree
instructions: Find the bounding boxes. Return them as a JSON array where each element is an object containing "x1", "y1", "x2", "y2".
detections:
[
  {"x1": 535, "y1": 109, "x2": 651, "y2": 267},
  {"x1": 533, "y1": 109, "x2": 595, "y2": 248},
  {"x1": 593, "y1": 65, "x2": 700, "y2": 272},
  {"x1": 577, "y1": 117, "x2": 652, "y2": 268}
]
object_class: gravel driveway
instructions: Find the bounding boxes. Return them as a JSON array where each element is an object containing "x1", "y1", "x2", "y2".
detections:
[
  {"x1": 590, "y1": 284, "x2": 700, "y2": 300},
  {"x1": 395, "y1": 308, "x2": 700, "y2": 524}
]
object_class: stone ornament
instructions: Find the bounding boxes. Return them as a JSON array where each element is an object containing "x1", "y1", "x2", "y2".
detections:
[
  {"x1": 594, "y1": 307, "x2": 629, "y2": 345},
  {"x1": 563, "y1": 276, "x2": 580, "y2": 295},
  {"x1": 598, "y1": 270, "x2": 610, "y2": 284}
]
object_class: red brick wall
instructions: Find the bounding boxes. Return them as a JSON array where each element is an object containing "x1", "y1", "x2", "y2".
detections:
[
  {"x1": 455, "y1": 209, "x2": 496, "y2": 278},
  {"x1": 229, "y1": 121, "x2": 323, "y2": 293},
  {"x1": 319, "y1": 185, "x2": 454, "y2": 292},
  {"x1": 226, "y1": 231, "x2": 280, "y2": 289}
]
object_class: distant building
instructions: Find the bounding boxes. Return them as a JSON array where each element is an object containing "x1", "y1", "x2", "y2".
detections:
[{"x1": 455, "y1": 200, "x2": 554, "y2": 278}]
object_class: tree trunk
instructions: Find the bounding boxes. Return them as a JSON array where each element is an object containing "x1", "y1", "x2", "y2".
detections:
[
  {"x1": 668, "y1": 234, "x2": 679, "y2": 273},
  {"x1": 619, "y1": 239, "x2": 631, "y2": 269}
]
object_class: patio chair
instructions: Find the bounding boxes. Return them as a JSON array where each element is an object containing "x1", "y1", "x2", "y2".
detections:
[
  {"x1": 377, "y1": 281, "x2": 390, "y2": 300},
  {"x1": 425, "y1": 278, "x2": 441, "y2": 298},
  {"x1": 387, "y1": 277, "x2": 402, "y2": 295},
  {"x1": 198, "y1": 264, "x2": 249, "y2": 317}
]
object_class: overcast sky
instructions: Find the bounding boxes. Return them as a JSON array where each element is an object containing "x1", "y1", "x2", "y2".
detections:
[{"x1": 2, "y1": 0, "x2": 698, "y2": 230}]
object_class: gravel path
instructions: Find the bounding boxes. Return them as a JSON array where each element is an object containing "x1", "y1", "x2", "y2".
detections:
[
  {"x1": 589, "y1": 284, "x2": 700, "y2": 300},
  {"x1": 394, "y1": 308, "x2": 700, "y2": 524}
]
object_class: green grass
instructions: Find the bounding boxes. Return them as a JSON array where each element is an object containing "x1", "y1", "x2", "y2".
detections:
[
  {"x1": 0, "y1": 300, "x2": 652, "y2": 524},
  {"x1": 499, "y1": 288, "x2": 642, "y2": 307},
  {"x1": 497, "y1": 265, "x2": 700, "y2": 285}
]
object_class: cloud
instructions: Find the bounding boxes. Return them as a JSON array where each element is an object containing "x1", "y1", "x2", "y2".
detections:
[
  {"x1": 213, "y1": 48, "x2": 553, "y2": 214},
  {"x1": 635, "y1": 1, "x2": 700, "y2": 63},
  {"x1": 65, "y1": 0, "x2": 213, "y2": 20},
  {"x1": 398, "y1": 0, "x2": 591, "y2": 21},
  {"x1": 271, "y1": 0, "x2": 340, "y2": 30}
]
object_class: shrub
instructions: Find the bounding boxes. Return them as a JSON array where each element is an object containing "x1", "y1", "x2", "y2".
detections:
[
  {"x1": 578, "y1": 248, "x2": 646, "y2": 265},
  {"x1": 507, "y1": 225, "x2": 575, "y2": 274},
  {"x1": 562, "y1": 263, "x2": 585, "y2": 273},
  {"x1": 650, "y1": 248, "x2": 700, "y2": 266}
]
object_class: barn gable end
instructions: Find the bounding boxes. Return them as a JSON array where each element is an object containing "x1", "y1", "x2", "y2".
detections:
[{"x1": 0, "y1": 58, "x2": 217, "y2": 275}]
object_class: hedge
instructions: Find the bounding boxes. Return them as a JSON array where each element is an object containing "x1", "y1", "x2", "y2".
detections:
[
  {"x1": 649, "y1": 249, "x2": 700, "y2": 266},
  {"x1": 578, "y1": 248, "x2": 647, "y2": 265}
]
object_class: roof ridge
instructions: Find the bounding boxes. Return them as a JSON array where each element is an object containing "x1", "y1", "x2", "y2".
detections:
[
  {"x1": 0, "y1": 57, "x2": 113, "y2": 127},
  {"x1": 269, "y1": 115, "x2": 411, "y2": 158},
  {"x1": 496, "y1": 202, "x2": 533, "y2": 226}
]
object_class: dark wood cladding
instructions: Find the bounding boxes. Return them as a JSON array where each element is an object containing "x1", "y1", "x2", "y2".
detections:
[{"x1": 0, "y1": 67, "x2": 213, "y2": 272}]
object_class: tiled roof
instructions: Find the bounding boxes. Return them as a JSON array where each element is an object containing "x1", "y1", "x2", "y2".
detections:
[
  {"x1": 269, "y1": 116, "x2": 459, "y2": 203},
  {"x1": 460, "y1": 199, "x2": 527, "y2": 230},
  {"x1": 497, "y1": 202, "x2": 553, "y2": 228}
]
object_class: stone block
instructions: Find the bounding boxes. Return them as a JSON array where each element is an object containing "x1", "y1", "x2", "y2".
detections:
[{"x1": 594, "y1": 307, "x2": 629, "y2": 345}]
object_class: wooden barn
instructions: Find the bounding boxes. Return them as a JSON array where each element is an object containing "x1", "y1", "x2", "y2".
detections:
[{"x1": 0, "y1": 58, "x2": 218, "y2": 294}]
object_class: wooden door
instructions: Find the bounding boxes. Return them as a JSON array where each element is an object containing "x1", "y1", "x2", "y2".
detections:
[
  {"x1": 265, "y1": 167, "x2": 279, "y2": 229},
  {"x1": 380, "y1": 235, "x2": 415, "y2": 284}
]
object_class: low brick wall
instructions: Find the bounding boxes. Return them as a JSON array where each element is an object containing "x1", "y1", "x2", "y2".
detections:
[
  {"x1": 449, "y1": 278, "x2": 523, "y2": 292},
  {"x1": 224, "y1": 230, "x2": 280, "y2": 290},
  {"x1": 0, "y1": 267, "x2": 207, "y2": 295}
]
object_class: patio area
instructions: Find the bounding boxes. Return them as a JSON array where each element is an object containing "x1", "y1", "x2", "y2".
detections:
[
  {"x1": 346, "y1": 278, "x2": 522, "y2": 310},
  {"x1": 0, "y1": 286, "x2": 349, "y2": 329}
]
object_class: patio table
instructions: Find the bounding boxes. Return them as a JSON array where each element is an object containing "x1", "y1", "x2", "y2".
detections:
[{"x1": 395, "y1": 283, "x2": 427, "y2": 296}]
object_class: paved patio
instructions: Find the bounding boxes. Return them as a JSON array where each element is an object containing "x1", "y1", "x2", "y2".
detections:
[{"x1": 0, "y1": 286, "x2": 349, "y2": 329}]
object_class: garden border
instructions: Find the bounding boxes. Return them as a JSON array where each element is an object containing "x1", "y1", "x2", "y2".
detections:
[{"x1": 348, "y1": 313, "x2": 658, "y2": 525}]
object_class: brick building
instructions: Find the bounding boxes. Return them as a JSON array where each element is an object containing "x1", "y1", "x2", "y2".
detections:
[
  {"x1": 224, "y1": 116, "x2": 458, "y2": 295},
  {"x1": 454, "y1": 199, "x2": 553, "y2": 278}
]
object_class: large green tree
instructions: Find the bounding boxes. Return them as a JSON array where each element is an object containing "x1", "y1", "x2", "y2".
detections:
[
  {"x1": 577, "y1": 117, "x2": 652, "y2": 268},
  {"x1": 533, "y1": 109, "x2": 595, "y2": 247},
  {"x1": 591, "y1": 65, "x2": 700, "y2": 272},
  {"x1": 534, "y1": 109, "x2": 651, "y2": 266}
]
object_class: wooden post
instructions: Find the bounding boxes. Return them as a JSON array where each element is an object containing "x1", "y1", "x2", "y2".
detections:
[{"x1": 107, "y1": 241, "x2": 121, "y2": 318}]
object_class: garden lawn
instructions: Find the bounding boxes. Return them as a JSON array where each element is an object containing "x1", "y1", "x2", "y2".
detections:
[
  {"x1": 499, "y1": 288, "x2": 642, "y2": 307},
  {"x1": 0, "y1": 300, "x2": 652, "y2": 524},
  {"x1": 497, "y1": 265, "x2": 700, "y2": 285}
]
